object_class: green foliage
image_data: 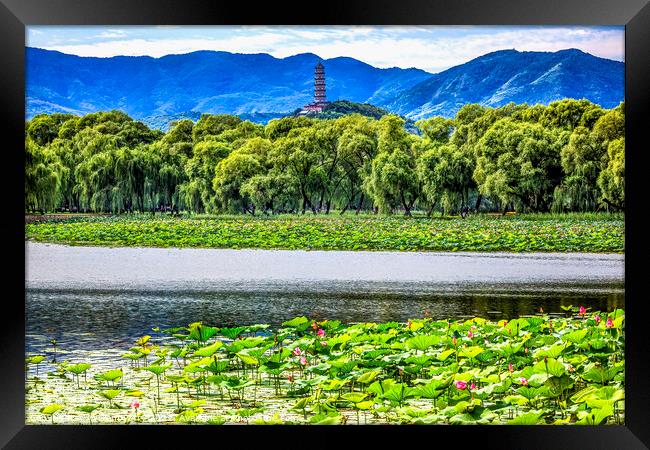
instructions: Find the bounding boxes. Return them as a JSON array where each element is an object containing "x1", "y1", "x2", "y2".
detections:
[
  {"x1": 40, "y1": 403, "x2": 65, "y2": 423},
  {"x1": 508, "y1": 410, "x2": 544, "y2": 425},
  {"x1": 26, "y1": 309, "x2": 624, "y2": 425},
  {"x1": 67, "y1": 363, "x2": 92, "y2": 375},
  {"x1": 26, "y1": 213, "x2": 624, "y2": 253},
  {"x1": 474, "y1": 119, "x2": 568, "y2": 212},
  {"x1": 598, "y1": 138, "x2": 625, "y2": 210},
  {"x1": 26, "y1": 100, "x2": 623, "y2": 216},
  {"x1": 95, "y1": 369, "x2": 123, "y2": 384}
]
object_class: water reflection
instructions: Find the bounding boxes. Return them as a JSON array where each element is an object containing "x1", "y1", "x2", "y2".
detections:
[{"x1": 26, "y1": 282, "x2": 624, "y2": 352}]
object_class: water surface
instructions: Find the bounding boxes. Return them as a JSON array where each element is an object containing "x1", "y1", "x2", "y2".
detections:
[
  {"x1": 26, "y1": 283, "x2": 624, "y2": 353},
  {"x1": 26, "y1": 242, "x2": 624, "y2": 289},
  {"x1": 25, "y1": 242, "x2": 624, "y2": 353}
]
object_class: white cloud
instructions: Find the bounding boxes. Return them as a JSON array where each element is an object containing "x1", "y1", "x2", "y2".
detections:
[{"x1": 96, "y1": 31, "x2": 128, "y2": 39}]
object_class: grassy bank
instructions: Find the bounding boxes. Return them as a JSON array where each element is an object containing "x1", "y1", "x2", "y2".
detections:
[
  {"x1": 24, "y1": 213, "x2": 624, "y2": 253},
  {"x1": 25, "y1": 308, "x2": 625, "y2": 425}
]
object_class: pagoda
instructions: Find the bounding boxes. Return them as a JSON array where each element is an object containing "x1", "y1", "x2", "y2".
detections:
[{"x1": 300, "y1": 61, "x2": 330, "y2": 114}]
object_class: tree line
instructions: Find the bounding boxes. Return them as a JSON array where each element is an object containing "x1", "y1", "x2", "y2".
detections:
[{"x1": 25, "y1": 99, "x2": 624, "y2": 216}]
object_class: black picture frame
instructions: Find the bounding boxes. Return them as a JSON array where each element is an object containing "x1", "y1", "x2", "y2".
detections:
[{"x1": 2, "y1": 0, "x2": 648, "y2": 448}]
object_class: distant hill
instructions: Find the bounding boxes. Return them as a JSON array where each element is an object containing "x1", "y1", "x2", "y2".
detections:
[
  {"x1": 26, "y1": 47, "x2": 624, "y2": 123},
  {"x1": 381, "y1": 49, "x2": 624, "y2": 119},
  {"x1": 25, "y1": 48, "x2": 431, "y2": 122},
  {"x1": 294, "y1": 100, "x2": 390, "y2": 120},
  {"x1": 293, "y1": 100, "x2": 419, "y2": 133}
]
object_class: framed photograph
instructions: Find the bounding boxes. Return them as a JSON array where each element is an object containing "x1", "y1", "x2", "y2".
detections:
[{"x1": 2, "y1": 0, "x2": 648, "y2": 447}]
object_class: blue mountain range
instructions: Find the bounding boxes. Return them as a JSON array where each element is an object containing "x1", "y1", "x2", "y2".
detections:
[
  {"x1": 382, "y1": 48, "x2": 624, "y2": 119},
  {"x1": 26, "y1": 47, "x2": 624, "y2": 125}
]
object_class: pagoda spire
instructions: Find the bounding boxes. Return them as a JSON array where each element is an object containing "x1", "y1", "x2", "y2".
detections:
[
  {"x1": 298, "y1": 61, "x2": 330, "y2": 115},
  {"x1": 314, "y1": 61, "x2": 327, "y2": 104}
]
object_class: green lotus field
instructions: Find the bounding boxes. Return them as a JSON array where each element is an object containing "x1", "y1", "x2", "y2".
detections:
[
  {"x1": 25, "y1": 307, "x2": 624, "y2": 425},
  {"x1": 24, "y1": 213, "x2": 624, "y2": 252}
]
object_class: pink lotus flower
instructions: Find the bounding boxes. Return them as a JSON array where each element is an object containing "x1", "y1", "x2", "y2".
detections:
[
  {"x1": 579, "y1": 306, "x2": 587, "y2": 316},
  {"x1": 606, "y1": 317, "x2": 614, "y2": 328},
  {"x1": 130, "y1": 400, "x2": 140, "y2": 409},
  {"x1": 300, "y1": 356, "x2": 308, "y2": 366},
  {"x1": 320, "y1": 341, "x2": 327, "y2": 346},
  {"x1": 452, "y1": 337, "x2": 457, "y2": 346},
  {"x1": 521, "y1": 378, "x2": 528, "y2": 386},
  {"x1": 455, "y1": 380, "x2": 467, "y2": 390},
  {"x1": 595, "y1": 315, "x2": 601, "y2": 324},
  {"x1": 470, "y1": 382, "x2": 476, "y2": 390},
  {"x1": 292, "y1": 347, "x2": 302, "y2": 356},
  {"x1": 525, "y1": 347, "x2": 529, "y2": 354},
  {"x1": 317, "y1": 328, "x2": 325, "y2": 337},
  {"x1": 508, "y1": 363, "x2": 514, "y2": 373},
  {"x1": 468, "y1": 330, "x2": 474, "y2": 338}
]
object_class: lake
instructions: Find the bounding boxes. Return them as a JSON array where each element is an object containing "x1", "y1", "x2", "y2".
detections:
[{"x1": 25, "y1": 242, "x2": 624, "y2": 353}]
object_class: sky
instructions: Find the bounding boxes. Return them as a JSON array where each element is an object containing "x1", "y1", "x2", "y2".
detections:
[{"x1": 26, "y1": 26, "x2": 624, "y2": 73}]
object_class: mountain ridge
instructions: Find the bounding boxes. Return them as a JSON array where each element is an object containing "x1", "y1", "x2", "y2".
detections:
[
  {"x1": 383, "y1": 47, "x2": 624, "y2": 119},
  {"x1": 26, "y1": 47, "x2": 624, "y2": 124}
]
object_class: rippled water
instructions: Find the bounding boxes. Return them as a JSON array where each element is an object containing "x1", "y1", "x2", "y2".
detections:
[
  {"x1": 25, "y1": 243, "x2": 625, "y2": 354},
  {"x1": 26, "y1": 282, "x2": 624, "y2": 353}
]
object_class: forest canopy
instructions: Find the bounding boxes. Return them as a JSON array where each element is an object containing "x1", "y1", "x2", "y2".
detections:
[{"x1": 25, "y1": 99, "x2": 625, "y2": 216}]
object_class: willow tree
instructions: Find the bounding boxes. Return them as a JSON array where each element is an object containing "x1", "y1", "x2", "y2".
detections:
[
  {"x1": 556, "y1": 126, "x2": 606, "y2": 211},
  {"x1": 73, "y1": 130, "x2": 121, "y2": 212},
  {"x1": 269, "y1": 126, "x2": 324, "y2": 214},
  {"x1": 416, "y1": 116, "x2": 454, "y2": 143},
  {"x1": 594, "y1": 107, "x2": 625, "y2": 210},
  {"x1": 335, "y1": 114, "x2": 378, "y2": 214},
  {"x1": 75, "y1": 151, "x2": 116, "y2": 212},
  {"x1": 192, "y1": 114, "x2": 243, "y2": 142},
  {"x1": 539, "y1": 99, "x2": 603, "y2": 131},
  {"x1": 25, "y1": 139, "x2": 61, "y2": 213},
  {"x1": 309, "y1": 121, "x2": 343, "y2": 213},
  {"x1": 152, "y1": 120, "x2": 194, "y2": 211},
  {"x1": 45, "y1": 139, "x2": 78, "y2": 211},
  {"x1": 417, "y1": 142, "x2": 473, "y2": 216},
  {"x1": 473, "y1": 119, "x2": 568, "y2": 212},
  {"x1": 180, "y1": 139, "x2": 231, "y2": 213},
  {"x1": 240, "y1": 172, "x2": 298, "y2": 214},
  {"x1": 26, "y1": 113, "x2": 75, "y2": 147},
  {"x1": 597, "y1": 138, "x2": 624, "y2": 210},
  {"x1": 451, "y1": 105, "x2": 511, "y2": 211},
  {"x1": 264, "y1": 116, "x2": 313, "y2": 140},
  {"x1": 555, "y1": 106, "x2": 625, "y2": 211},
  {"x1": 213, "y1": 137, "x2": 272, "y2": 213},
  {"x1": 212, "y1": 119, "x2": 264, "y2": 148},
  {"x1": 365, "y1": 115, "x2": 420, "y2": 215}
]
